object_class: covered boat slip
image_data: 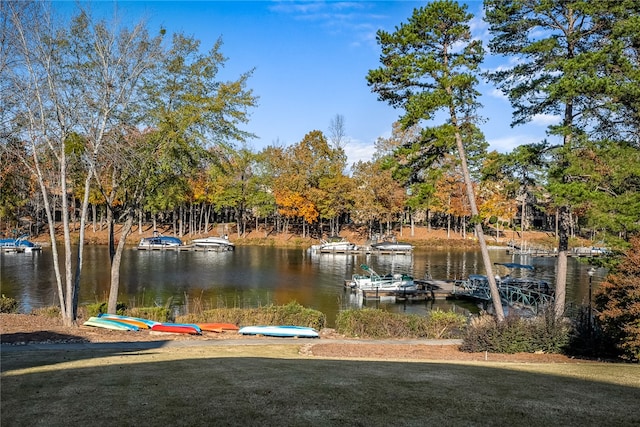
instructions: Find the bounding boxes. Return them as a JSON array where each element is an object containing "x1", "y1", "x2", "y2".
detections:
[
  {"x1": 451, "y1": 267, "x2": 555, "y2": 314},
  {"x1": 0, "y1": 236, "x2": 42, "y2": 253}
]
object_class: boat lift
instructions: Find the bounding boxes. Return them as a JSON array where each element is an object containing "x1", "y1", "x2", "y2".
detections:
[{"x1": 452, "y1": 275, "x2": 554, "y2": 314}]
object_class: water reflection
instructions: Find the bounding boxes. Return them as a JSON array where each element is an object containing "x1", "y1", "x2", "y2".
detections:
[{"x1": 1, "y1": 245, "x2": 606, "y2": 325}]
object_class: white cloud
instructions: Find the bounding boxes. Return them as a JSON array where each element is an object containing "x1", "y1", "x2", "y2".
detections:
[
  {"x1": 488, "y1": 88, "x2": 508, "y2": 100},
  {"x1": 487, "y1": 134, "x2": 542, "y2": 153},
  {"x1": 531, "y1": 114, "x2": 560, "y2": 126},
  {"x1": 344, "y1": 138, "x2": 375, "y2": 168}
]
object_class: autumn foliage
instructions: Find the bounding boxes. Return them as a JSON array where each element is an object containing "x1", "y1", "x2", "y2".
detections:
[{"x1": 594, "y1": 236, "x2": 640, "y2": 362}]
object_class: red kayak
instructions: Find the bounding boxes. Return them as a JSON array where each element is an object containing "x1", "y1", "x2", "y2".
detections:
[
  {"x1": 196, "y1": 323, "x2": 240, "y2": 332},
  {"x1": 151, "y1": 324, "x2": 200, "y2": 334}
]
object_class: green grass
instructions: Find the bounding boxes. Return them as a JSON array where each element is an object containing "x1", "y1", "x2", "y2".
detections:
[{"x1": 2, "y1": 344, "x2": 639, "y2": 426}]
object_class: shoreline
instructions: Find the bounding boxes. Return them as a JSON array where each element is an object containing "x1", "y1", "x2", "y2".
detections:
[{"x1": 21, "y1": 223, "x2": 558, "y2": 250}]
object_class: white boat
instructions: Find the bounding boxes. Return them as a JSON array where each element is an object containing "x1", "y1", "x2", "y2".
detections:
[
  {"x1": 138, "y1": 234, "x2": 182, "y2": 249},
  {"x1": 349, "y1": 264, "x2": 416, "y2": 293},
  {"x1": 315, "y1": 238, "x2": 357, "y2": 252},
  {"x1": 191, "y1": 235, "x2": 235, "y2": 250},
  {"x1": 370, "y1": 239, "x2": 413, "y2": 251}
]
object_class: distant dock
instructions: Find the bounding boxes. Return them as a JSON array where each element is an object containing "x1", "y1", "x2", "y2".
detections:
[
  {"x1": 317, "y1": 248, "x2": 413, "y2": 256},
  {"x1": 506, "y1": 246, "x2": 609, "y2": 257},
  {"x1": 137, "y1": 244, "x2": 233, "y2": 252}
]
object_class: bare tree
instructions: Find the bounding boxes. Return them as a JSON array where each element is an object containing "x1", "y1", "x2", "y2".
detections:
[
  {"x1": 328, "y1": 113, "x2": 348, "y2": 150},
  {"x1": 3, "y1": 2, "x2": 162, "y2": 325}
]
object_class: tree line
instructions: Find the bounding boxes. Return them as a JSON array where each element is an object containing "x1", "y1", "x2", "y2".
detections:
[{"x1": 1, "y1": 1, "x2": 639, "y2": 325}]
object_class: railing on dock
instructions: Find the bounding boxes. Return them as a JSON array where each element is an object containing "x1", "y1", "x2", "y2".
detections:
[{"x1": 452, "y1": 280, "x2": 554, "y2": 314}]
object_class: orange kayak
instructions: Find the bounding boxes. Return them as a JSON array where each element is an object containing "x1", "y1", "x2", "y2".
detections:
[{"x1": 196, "y1": 323, "x2": 240, "y2": 332}]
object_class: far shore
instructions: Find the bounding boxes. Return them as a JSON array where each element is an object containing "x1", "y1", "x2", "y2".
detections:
[{"x1": 22, "y1": 223, "x2": 560, "y2": 249}]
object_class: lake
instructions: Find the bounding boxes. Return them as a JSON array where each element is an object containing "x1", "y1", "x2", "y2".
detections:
[{"x1": 0, "y1": 245, "x2": 604, "y2": 325}]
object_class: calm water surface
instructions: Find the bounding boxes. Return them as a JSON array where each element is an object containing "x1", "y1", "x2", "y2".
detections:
[{"x1": 1, "y1": 245, "x2": 605, "y2": 325}]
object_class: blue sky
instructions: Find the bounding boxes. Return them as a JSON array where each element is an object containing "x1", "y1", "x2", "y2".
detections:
[{"x1": 63, "y1": 1, "x2": 560, "y2": 166}]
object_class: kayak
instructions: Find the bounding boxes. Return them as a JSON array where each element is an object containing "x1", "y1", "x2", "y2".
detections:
[
  {"x1": 196, "y1": 323, "x2": 240, "y2": 332},
  {"x1": 151, "y1": 323, "x2": 201, "y2": 335},
  {"x1": 98, "y1": 313, "x2": 159, "y2": 328},
  {"x1": 83, "y1": 316, "x2": 139, "y2": 331},
  {"x1": 238, "y1": 325, "x2": 319, "y2": 338},
  {"x1": 98, "y1": 315, "x2": 152, "y2": 329}
]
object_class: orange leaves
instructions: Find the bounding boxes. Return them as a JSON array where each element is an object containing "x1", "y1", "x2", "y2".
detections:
[{"x1": 274, "y1": 189, "x2": 318, "y2": 224}]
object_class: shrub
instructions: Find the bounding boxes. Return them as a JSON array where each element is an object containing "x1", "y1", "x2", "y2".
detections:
[
  {"x1": 427, "y1": 309, "x2": 468, "y2": 339},
  {"x1": 32, "y1": 305, "x2": 61, "y2": 317},
  {"x1": 334, "y1": 308, "x2": 467, "y2": 339},
  {"x1": 461, "y1": 311, "x2": 570, "y2": 354},
  {"x1": 85, "y1": 302, "x2": 127, "y2": 317},
  {"x1": 128, "y1": 307, "x2": 172, "y2": 323},
  {"x1": 0, "y1": 295, "x2": 19, "y2": 313},
  {"x1": 565, "y1": 305, "x2": 617, "y2": 359}
]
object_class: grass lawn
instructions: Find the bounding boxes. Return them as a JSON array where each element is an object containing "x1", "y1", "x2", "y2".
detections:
[{"x1": 2, "y1": 344, "x2": 639, "y2": 426}]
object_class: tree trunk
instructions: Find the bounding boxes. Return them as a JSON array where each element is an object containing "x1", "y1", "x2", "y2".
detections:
[
  {"x1": 60, "y1": 154, "x2": 75, "y2": 326},
  {"x1": 92, "y1": 203, "x2": 97, "y2": 232},
  {"x1": 451, "y1": 119, "x2": 504, "y2": 321},
  {"x1": 205, "y1": 204, "x2": 211, "y2": 234},
  {"x1": 173, "y1": 208, "x2": 177, "y2": 236},
  {"x1": 411, "y1": 213, "x2": 415, "y2": 237},
  {"x1": 72, "y1": 173, "x2": 93, "y2": 323},
  {"x1": 34, "y1": 160, "x2": 67, "y2": 325},
  {"x1": 108, "y1": 212, "x2": 134, "y2": 314},
  {"x1": 107, "y1": 207, "x2": 115, "y2": 262},
  {"x1": 521, "y1": 192, "x2": 526, "y2": 250},
  {"x1": 554, "y1": 205, "x2": 571, "y2": 318}
]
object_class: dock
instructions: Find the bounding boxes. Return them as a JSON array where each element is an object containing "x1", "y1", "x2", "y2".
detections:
[
  {"x1": 1, "y1": 246, "x2": 26, "y2": 253},
  {"x1": 506, "y1": 246, "x2": 609, "y2": 258},
  {"x1": 449, "y1": 281, "x2": 554, "y2": 314},
  {"x1": 344, "y1": 278, "x2": 455, "y2": 302},
  {"x1": 317, "y1": 248, "x2": 412, "y2": 255},
  {"x1": 137, "y1": 245, "x2": 233, "y2": 252}
]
